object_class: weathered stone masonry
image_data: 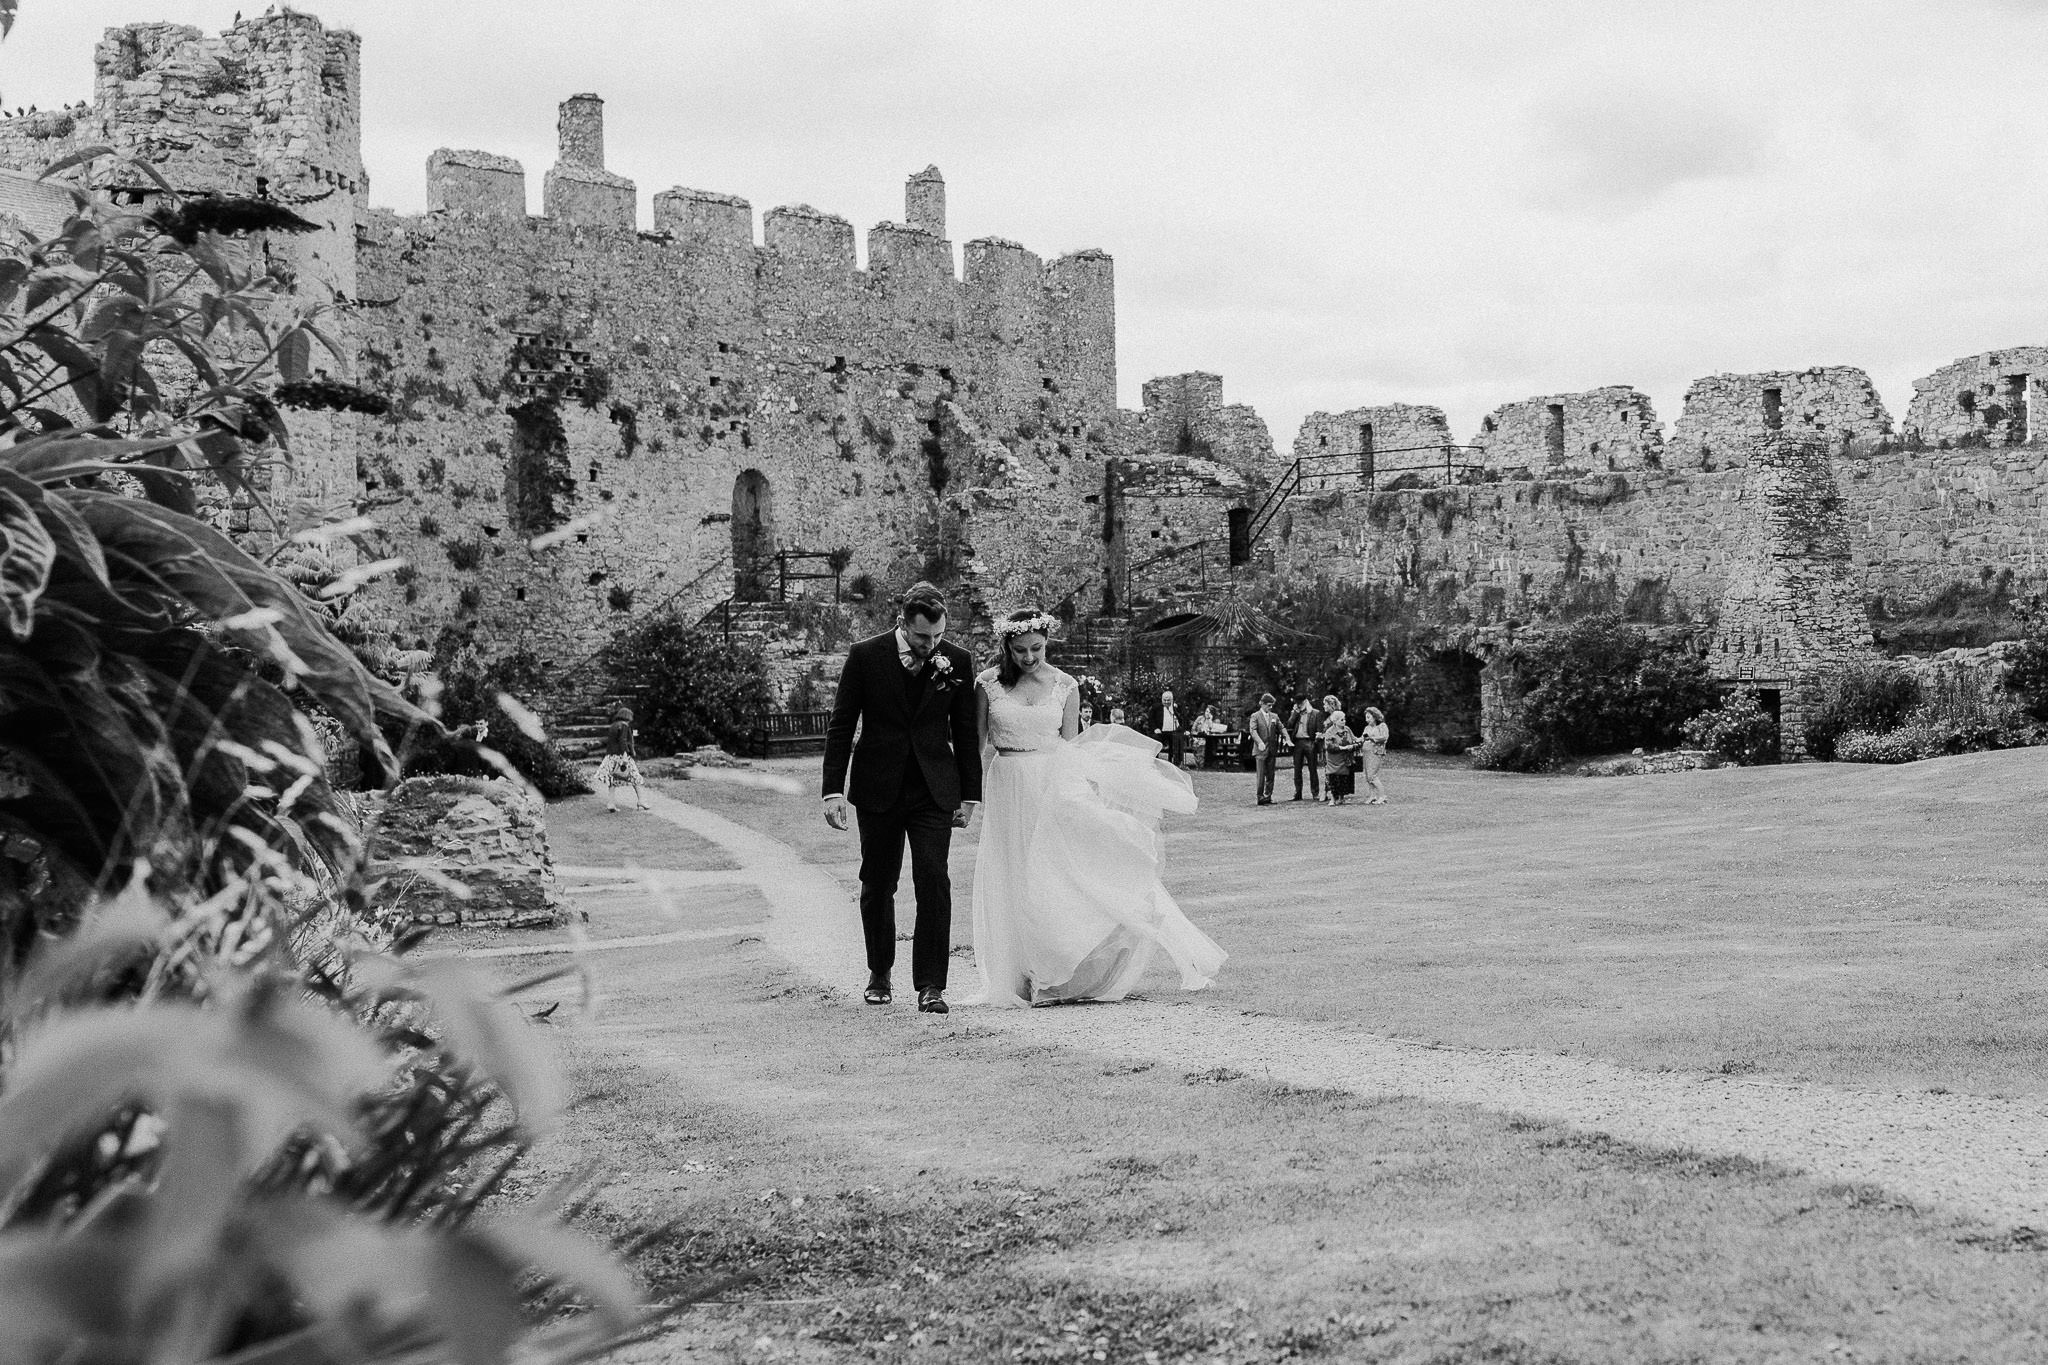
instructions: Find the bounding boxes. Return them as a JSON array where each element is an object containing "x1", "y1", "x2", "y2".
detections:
[{"x1": 5, "y1": 9, "x2": 2045, "y2": 746}]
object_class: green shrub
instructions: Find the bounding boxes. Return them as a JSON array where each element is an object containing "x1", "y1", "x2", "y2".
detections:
[
  {"x1": 1467, "y1": 725, "x2": 1546, "y2": 773},
  {"x1": 1915, "y1": 666, "x2": 2043, "y2": 754},
  {"x1": 1477, "y1": 615, "x2": 1715, "y2": 769},
  {"x1": 400, "y1": 648, "x2": 590, "y2": 798},
  {"x1": 600, "y1": 618, "x2": 771, "y2": 753},
  {"x1": 1799, "y1": 662, "x2": 1922, "y2": 760},
  {"x1": 2007, "y1": 600, "x2": 2048, "y2": 722},
  {"x1": 1837, "y1": 722, "x2": 1948, "y2": 764},
  {"x1": 1681, "y1": 687, "x2": 1781, "y2": 765}
]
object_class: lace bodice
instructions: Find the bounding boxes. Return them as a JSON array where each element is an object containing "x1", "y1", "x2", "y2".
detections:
[{"x1": 980, "y1": 668, "x2": 1075, "y2": 752}]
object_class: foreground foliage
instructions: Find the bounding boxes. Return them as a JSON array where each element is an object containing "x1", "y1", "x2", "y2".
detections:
[
  {"x1": 0, "y1": 890, "x2": 639, "y2": 1365},
  {"x1": 1, "y1": 145, "x2": 653, "y2": 1362}
]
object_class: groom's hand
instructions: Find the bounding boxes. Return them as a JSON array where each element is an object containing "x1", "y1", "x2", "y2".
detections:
[
  {"x1": 953, "y1": 800, "x2": 977, "y2": 829},
  {"x1": 822, "y1": 794, "x2": 849, "y2": 830}
]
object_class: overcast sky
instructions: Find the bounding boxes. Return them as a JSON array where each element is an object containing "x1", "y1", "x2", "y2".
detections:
[{"x1": 7, "y1": 1, "x2": 2046, "y2": 451}]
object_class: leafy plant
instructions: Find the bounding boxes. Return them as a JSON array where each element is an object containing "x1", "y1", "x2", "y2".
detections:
[
  {"x1": 2006, "y1": 598, "x2": 2048, "y2": 722},
  {"x1": 0, "y1": 165, "x2": 430, "y2": 936},
  {"x1": 0, "y1": 125, "x2": 653, "y2": 1365},
  {"x1": 599, "y1": 618, "x2": 770, "y2": 753},
  {"x1": 1835, "y1": 722, "x2": 1948, "y2": 765},
  {"x1": 1476, "y1": 614, "x2": 1714, "y2": 770},
  {"x1": 0, "y1": 890, "x2": 646, "y2": 1365},
  {"x1": 1681, "y1": 687, "x2": 1781, "y2": 765},
  {"x1": 1798, "y1": 661, "x2": 1921, "y2": 761},
  {"x1": 399, "y1": 647, "x2": 589, "y2": 799}
]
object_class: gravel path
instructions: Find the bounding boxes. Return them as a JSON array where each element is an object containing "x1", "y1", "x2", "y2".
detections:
[{"x1": 631, "y1": 788, "x2": 2048, "y2": 1230}]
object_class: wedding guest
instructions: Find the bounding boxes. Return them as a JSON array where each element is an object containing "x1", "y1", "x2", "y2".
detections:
[
  {"x1": 1191, "y1": 704, "x2": 1225, "y2": 735},
  {"x1": 1359, "y1": 706, "x2": 1390, "y2": 805},
  {"x1": 1286, "y1": 694, "x2": 1326, "y2": 802},
  {"x1": 1321, "y1": 699, "x2": 1359, "y2": 805},
  {"x1": 1108, "y1": 704, "x2": 1126, "y2": 727},
  {"x1": 1248, "y1": 694, "x2": 1283, "y2": 805},
  {"x1": 1151, "y1": 688, "x2": 1185, "y2": 766},
  {"x1": 596, "y1": 704, "x2": 645, "y2": 813},
  {"x1": 1079, "y1": 703, "x2": 1096, "y2": 729}
]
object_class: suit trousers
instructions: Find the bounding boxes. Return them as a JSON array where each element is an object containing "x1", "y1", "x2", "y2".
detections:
[
  {"x1": 1254, "y1": 749, "x2": 1278, "y2": 802},
  {"x1": 854, "y1": 767, "x2": 954, "y2": 992},
  {"x1": 1292, "y1": 740, "x2": 1321, "y2": 799}
]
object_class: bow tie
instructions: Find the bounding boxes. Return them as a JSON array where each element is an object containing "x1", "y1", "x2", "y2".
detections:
[{"x1": 900, "y1": 651, "x2": 924, "y2": 671}]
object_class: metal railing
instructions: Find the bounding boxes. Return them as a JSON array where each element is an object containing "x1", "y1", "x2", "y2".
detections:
[
  {"x1": 546, "y1": 550, "x2": 732, "y2": 706},
  {"x1": 1246, "y1": 443, "x2": 1485, "y2": 549}
]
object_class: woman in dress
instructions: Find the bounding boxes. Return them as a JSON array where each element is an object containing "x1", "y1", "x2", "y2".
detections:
[
  {"x1": 969, "y1": 610, "x2": 1227, "y2": 1007},
  {"x1": 1358, "y1": 705, "x2": 1390, "y2": 805}
]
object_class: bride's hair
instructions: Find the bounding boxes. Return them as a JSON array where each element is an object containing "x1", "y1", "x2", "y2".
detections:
[{"x1": 995, "y1": 609, "x2": 1054, "y2": 687}]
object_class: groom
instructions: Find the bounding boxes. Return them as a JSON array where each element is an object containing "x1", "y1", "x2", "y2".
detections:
[{"x1": 820, "y1": 582, "x2": 980, "y2": 1014}]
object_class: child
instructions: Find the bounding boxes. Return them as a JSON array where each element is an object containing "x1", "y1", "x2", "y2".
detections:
[{"x1": 595, "y1": 703, "x2": 645, "y2": 812}]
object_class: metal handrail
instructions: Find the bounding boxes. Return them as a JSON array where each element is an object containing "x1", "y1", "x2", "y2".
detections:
[
  {"x1": 1247, "y1": 442, "x2": 1485, "y2": 548},
  {"x1": 547, "y1": 550, "x2": 733, "y2": 703},
  {"x1": 771, "y1": 548, "x2": 845, "y2": 603}
]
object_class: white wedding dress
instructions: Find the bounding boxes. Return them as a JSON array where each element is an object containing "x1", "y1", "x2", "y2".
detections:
[{"x1": 970, "y1": 667, "x2": 1227, "y2": 1007}]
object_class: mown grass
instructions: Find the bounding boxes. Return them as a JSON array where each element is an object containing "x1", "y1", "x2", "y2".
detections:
[
  {"x1": 660, "y1": 747, "x2": 2048, "y2": 1097},
  {"x1": 505, "y1": 933, "x2": 2048, "y2": 1365}
]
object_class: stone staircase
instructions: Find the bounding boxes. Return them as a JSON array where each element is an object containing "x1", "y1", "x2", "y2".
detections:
[
  {"x1": 550, "y1": 687, "x2": 645, "y2": 763},
  {"x1": 1052, "y1": 613, "x2": 1131, "y2": 677}
]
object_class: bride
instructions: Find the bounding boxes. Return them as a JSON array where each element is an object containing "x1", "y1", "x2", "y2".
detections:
[{"x1": 969, "y1": 609, "x2": 1227, "y2": 1007}]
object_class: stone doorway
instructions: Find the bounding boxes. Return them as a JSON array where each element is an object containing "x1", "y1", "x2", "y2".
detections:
[{"x1": 731, "y1": 469, "x2": 773, "y2": 601}]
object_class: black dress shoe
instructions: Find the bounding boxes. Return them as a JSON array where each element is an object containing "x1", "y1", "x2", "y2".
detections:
[
  {"x1": 917, "y1": 989, "x2": 948, "y2": 1014},
  {"x1": 864, "y1": 973, "x2": 891, "y2": 1005}
]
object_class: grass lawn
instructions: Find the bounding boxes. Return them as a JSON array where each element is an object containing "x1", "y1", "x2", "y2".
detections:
[
  {"x1": 659, "y1": 747, "x2": 2048, "y2": 1098},
  {"x1": 505, "y1": 938, "x2": 2048, "y2": 1364},
  {"x1": 461, "y1": 747, "x2": 2048, "y2": 1361}
]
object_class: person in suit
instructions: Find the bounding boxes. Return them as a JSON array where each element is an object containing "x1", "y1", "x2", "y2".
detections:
[
  {"x1": 821, "y1": 582, "x2": 981, "y2": 1014},
  {"x1": 1247, "y1": 693, "x2": 1285, "y2": 805},
  {"x1": 1150, "y1": 688, "x2": 1184, "y2": 766},
  {"x1": 1287, "y1": 695, "x2": 1326, "y2": 802}
]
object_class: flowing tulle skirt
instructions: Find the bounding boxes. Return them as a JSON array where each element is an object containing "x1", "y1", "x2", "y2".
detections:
[{"x1": 970, "y1": 725, "x2": 1226, "y2": 1007}]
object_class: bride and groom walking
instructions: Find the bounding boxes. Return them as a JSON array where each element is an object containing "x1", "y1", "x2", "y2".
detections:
[{"x1": 820, "y1": 583, "x2": 1226, "y2": 1013}]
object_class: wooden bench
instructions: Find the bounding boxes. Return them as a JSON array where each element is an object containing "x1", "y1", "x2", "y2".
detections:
[{"x1": 745, "y1": 709, "x2": 831, "y2": 759}]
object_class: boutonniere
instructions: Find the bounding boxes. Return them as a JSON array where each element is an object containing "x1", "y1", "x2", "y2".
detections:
[{"x1": 929, "y1": 654, "x2": 954, "y2": 677}]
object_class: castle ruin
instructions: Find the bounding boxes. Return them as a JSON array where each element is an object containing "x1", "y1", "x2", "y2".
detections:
[{"x1": 4, "y1": 11, "x2": 2044, "y2": 757}]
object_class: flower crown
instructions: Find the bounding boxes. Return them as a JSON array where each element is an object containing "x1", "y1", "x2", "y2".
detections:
[{"x1": 994, "y1": 613, "x2": 1057, "y2": 639}]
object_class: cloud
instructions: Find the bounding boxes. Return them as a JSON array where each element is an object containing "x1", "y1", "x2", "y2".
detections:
[{"x1": 1531, "y1": 84, "x2": 1771, "y2": 211}]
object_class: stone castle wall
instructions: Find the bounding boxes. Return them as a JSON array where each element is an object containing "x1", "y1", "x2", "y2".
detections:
[
  {"x1": 1293, "y1": 404, "x2": 1455, "y2": 492},
  {"x1": 1903, "y1": 347, "x2": 2048, "y2": 450},
  {"x1": 1270, "y1": 440, "x2": 2048, "y2": 631},
  {"x1": 1473, "y1": 386, "x2": 1664, "y2": 475},
  {"x1": 5, "y1": 7, "x2": 2045, "y2": 730},
  {"x1": 1667, "y1": 367, "x2": 1892, "y2": 471},
  {"x1": 352, "y1": 146, "x2": 1121, "y2": 663}
]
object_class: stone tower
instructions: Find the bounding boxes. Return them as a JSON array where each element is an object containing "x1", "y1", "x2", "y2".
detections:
[
  {"x1": 907, "y1": 165, "x2": 945, "y2": 238},
  {"x1": 543, "y1": 93, "x2": 635, "y2": 229},
  {"x1": 1707, "y1": 434, "x2": 1876, "y2": 755},
  {"x1": 82, "y1": 13, "x2": 366, "y2": 304}
]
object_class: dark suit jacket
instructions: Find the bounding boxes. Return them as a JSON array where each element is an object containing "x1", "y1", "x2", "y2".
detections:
[
  {"x1": 1288, "y1": 704, "x2": 1327, "y2": 748},
  {"x1": 821, "y1": 631, "x2": 981, "y2": 811}
]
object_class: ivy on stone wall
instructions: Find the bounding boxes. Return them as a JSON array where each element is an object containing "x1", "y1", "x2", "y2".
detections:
[{"x1": 505, "y1": 399, "x2": 576, "y2": 535}]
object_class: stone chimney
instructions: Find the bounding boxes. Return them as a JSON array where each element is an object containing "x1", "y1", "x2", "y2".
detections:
[
  {"x1": 907, "y1": 164, "x2": 945, "y2": 238},
  {"x1": 558, "y1": 93, "x2": 606, "y2": 168}
]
